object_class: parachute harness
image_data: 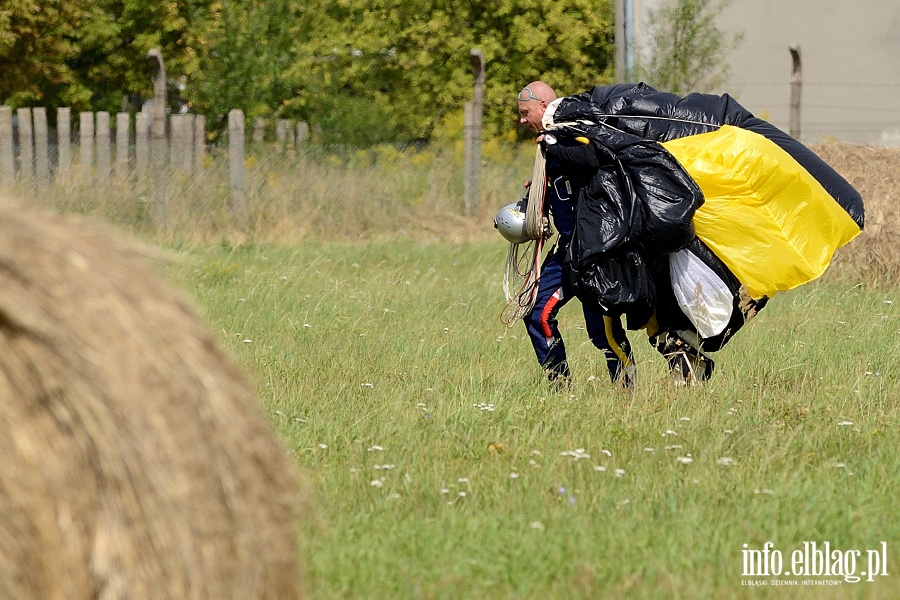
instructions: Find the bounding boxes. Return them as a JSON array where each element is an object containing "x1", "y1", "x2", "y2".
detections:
[
  {"x1": 501, "y1": 144, "x2": 553, "y2": 326},
  {"x1": 500, "y1": 114, "x2": 717, "y2": 326}
]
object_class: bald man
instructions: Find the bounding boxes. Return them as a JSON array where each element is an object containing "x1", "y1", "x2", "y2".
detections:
[
  {"x1": 515, "y1": 81, "x2": 636, "y2": 388},
  {"x1": 517, "y1": 81, "x2": 557, "y2": 133}
]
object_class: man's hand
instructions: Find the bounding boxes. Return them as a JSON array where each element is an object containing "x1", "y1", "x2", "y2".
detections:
[{"x1": 536, "y1": 133, "x2": 557, "y2": 149}]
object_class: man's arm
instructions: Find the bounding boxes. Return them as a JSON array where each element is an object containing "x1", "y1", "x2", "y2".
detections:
[{"x1": 545, "y1": 143, "x2": 599, "y2": 170}]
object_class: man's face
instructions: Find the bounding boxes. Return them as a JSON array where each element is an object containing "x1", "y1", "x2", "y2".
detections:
[{"x1": 518, "y1": 99, "x2": 546, "y2": 134}]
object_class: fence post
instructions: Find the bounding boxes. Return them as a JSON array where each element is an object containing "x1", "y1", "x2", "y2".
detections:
[
  {"x1": 285, "y1": 120, "x2": 296, "y2": 152},
  {"x1": 252, "y1": 118, "x2": 265, "y2": 145},
  {"x1": 96, "y1": 111, "x2": 111, "y2": 182},
  {"x1": 79, "y1": 112, "x2": 95, "y2": 182},
  {"x1": 148, "y1": 48, "x2": 168, "y2": 225},
  {"x1": 17, "y1": 108, "x2": 34, "y2": 182},
  {"x1": 194, "y1": 114, "x2": 206, "y2": 172},
  {"x1": 789, "y1": 45, "x2": 802, "y2": 140},
  {"x1": 170, "y1": 114, "x2": 193, "y2": 172},
  {"x1": 276, "y1": 119, "x2": 288, "y2": 149},
  {"x1": 228, "y1": 109, "x2": 248, "y2": 221},
  {"x1": 57, "y1": 108, "x2": 71, "y2": 178},
  {"x1": 135, "y1": 111, "x2": 150, "y2": 180},
  {"x1": 33, "y1": 108, "x2": 50, "y2": 187},
  {"x1": 116, "y1": 112, "x2": 130, "y2": 178},
  {"x1": 296, "y1": 122, "x2": 309, "y2": 146},
  {"x1": 463, "y1": 48, "x2": 484, "y2": 215},
  {"x1": 0, "y1": 107, "x2": 14, "y2": 189}
]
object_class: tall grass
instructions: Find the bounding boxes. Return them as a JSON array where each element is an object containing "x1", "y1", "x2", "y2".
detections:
[
  {"x1": 5, "y1": 138, "x2": 535, "y2": 244},
  {"x1": 5, "y1": 139, "x2": 898, "y2": 597},
  {"x1": 163, "y1": 240, "x2": 899, "y2": 599}
]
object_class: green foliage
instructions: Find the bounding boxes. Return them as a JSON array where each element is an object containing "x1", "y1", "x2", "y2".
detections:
[
  {"x1": 0, "y1": 0, "x2": 210, "y2": 113},
  {"x1": 1, "y1": 0, "x2": 744, "y2": 144},
  {"x1": 187, "y1": 0, "x2": 298, "y2": 132},
  {"x1": 287, "y1": 0, "x2": 616, "y2": 144},
  {"x1": 0, "y1": 0, "x2": 93, "y2": 107},
  {"x1": 635, "y1": 0, "x2": 743, "y2": 95}
]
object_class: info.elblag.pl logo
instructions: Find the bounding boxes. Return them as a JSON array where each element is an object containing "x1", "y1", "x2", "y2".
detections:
[{"x1": 741, "y1": 541, "x2": 889, "y2": 586}]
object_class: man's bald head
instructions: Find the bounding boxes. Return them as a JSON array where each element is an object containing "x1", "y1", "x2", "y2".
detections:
[
  {"x1": 520, "y1": 81, "x2": 557, "y2": 103},
  {"x1": 517, "y1": 81, "x2": 557, "y2": 133}
]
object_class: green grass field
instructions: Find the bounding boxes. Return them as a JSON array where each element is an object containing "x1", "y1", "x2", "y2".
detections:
[{"x1": 161, "y1": 238, "x2": 899, "y2": 599}]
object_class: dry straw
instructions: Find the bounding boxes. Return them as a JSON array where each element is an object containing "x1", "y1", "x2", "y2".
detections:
[
  {"x1": 0, "y1": 203, "x2": 305, "y2": 599},
  {"x1": 811, "y1": 142, "x2": 900, "y2": 284}
]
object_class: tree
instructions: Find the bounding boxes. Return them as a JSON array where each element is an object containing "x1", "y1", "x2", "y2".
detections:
[
  {"x1": 635, "y1": 0, "x2": 743, "y2": 95},
  {"x1": 1, "y1": 0, "x2": 618, "y2": 145},
  {"x1": 0, "y1": 0, "x2": 211, "y2": 114},
  {"x1": 186, "y1": 0, "x2": 299, "y2": 132},
  {"x1": 285, "y1": 0, "x2": 616, "y2": 145},
  {"x1": 0, "y1": 0, "x2": 98, "y2": 108}
]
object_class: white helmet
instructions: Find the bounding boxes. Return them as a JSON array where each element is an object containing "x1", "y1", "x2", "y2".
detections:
[{"x1": 494, "y1": 198, "x2": 531, "y2": 244}]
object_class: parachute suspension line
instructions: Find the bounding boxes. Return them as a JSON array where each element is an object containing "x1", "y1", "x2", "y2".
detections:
[
  {"x1": 500, "y1": 237, "x2": 544, "y2": 326},
  {"x1": 524, "y1": 144, "x2": 547, "y2": 240},
  {"x1": 548, "y1": 114, "x2": 723, "y2": 136},
  {"x1": 500, "y1": 145, "x2": 548, "y2": 326}
]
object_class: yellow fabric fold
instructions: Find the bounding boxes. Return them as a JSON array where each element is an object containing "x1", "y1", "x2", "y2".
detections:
[{"x1": 662, "y1": 125, "x2": 860, "y2": 298}]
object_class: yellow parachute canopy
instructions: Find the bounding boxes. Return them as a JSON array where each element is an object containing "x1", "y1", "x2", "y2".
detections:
[{"x1": 663, "y1": 125, "x2": 861, "y2": 299}]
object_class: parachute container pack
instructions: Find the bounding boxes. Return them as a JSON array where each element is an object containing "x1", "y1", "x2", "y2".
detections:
[{"x1": 542, "y1": 83, "x2": 864, "y2": 347}]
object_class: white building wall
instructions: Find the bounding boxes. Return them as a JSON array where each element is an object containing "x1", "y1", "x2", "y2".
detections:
[{"x1": 634, "y1": 0, "x2": 900, "y2": 145}]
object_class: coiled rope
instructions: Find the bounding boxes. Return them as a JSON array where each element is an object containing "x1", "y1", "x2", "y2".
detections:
[{"x1": 500, "y1": 144, "x2": 550, "y2": 326}]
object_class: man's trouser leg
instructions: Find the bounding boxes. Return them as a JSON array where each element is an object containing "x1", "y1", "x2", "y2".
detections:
[
  {"x1": 523, "y1": 250, "x2": 571, "y2": 382},
  {"x1": 583, "y1": 304, "x2": 635, "y2": 387}
]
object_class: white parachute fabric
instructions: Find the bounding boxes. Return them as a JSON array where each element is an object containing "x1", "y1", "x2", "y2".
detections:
[{"x1": 669, "y1": 248, "x2": 734, "y2": 338}]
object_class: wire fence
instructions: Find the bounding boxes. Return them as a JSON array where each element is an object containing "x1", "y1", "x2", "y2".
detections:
[
  {"x1": 724, "y1": 81, "x2": 900, "y2": 144},
  {"x1": 0, "y1": 105, "x2": 533, "y2": 242}
]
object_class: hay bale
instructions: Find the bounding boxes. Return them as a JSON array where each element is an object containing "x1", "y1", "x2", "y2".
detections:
[
  {"x1": 811, "y1": 142, "x2": 900, "y2": 283},
  {"x1": 0, "y1": 204, "x2": 304, "y2": 599}
]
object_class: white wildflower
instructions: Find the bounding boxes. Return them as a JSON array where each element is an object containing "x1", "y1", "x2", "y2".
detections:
[{"x1": 561, "y1": 449, "x2": 591, "y2": 461}]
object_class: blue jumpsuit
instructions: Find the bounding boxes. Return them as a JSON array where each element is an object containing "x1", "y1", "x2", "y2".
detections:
[{"x1": 522, "y1": 141, "x2": 635, "y2": 384}]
